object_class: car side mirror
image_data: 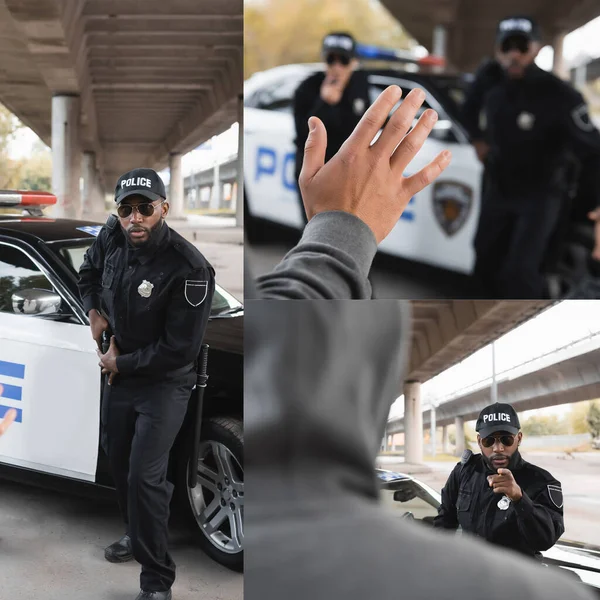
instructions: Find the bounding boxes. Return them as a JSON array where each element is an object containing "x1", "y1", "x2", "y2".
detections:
[
  {"x1": 393, "y1": 489, "x2": 417, "y2": 503},
  {"x1": 429, "y1": 120, "x2": 454, "y2": 142},
  {"x1": 11, "y1": 288, "x2": 62, "y2": 316}
]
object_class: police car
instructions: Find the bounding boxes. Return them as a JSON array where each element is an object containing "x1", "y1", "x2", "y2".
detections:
[
  {"x1": 244, "y1": 58, "x2": 596, "y2": 296},
  {"x1": 378, "y1": 469, "x2": 600, "y2": 593},
  {"x1": 0, "y1": 191, "x2": 243, "y2": 571}
]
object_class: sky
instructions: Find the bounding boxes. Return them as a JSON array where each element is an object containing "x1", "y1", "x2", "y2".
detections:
[{"x1": 388, "y1": 301, "x2": 600, "y2": 421}]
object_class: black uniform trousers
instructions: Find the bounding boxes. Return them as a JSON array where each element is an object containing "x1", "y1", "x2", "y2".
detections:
[
  {"x1": 102, "y1": 370, "x2": 195, "y2": 592},
  {"x1": 474, "y1": 183, "x2": 563, "y2": 299}
]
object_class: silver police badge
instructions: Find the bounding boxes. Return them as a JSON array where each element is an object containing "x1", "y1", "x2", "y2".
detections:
[
  {"x1": 517, "y1": 111, "x2": 535, "y2": 130},
  {"x1": 353, "y1": 98, "x2": 366, "y2": 115},
  {"x1": 138, "y1": 280, "x2": 154, "y2": 298},
  {"x1": 497, "y1": 495, "x2": 511, "y2": 511}
]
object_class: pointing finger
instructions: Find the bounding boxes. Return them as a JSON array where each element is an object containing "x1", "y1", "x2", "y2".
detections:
[
  {"x1": 403, "y1": 150, "x2": 452, "y2": 198},
  {"x1": 342, "y1": 85, "x2": 402, "y2": 154}
]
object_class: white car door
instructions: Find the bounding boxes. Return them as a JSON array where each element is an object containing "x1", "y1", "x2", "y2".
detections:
[{"x1": 0, "y1": 241, "x2": 101, "y2": 482}]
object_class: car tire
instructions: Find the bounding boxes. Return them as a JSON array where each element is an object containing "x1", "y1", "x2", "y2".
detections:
[{"x1": 177, "y1": 416, "x2": 244, "y2": 572}]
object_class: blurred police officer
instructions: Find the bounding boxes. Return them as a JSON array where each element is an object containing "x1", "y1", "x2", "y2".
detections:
[
  {"x1": 434, "y1": 402, "x2": 564, "y2": 558},
  {"x1": 293, "y1": 32, "x2": 371, "y2": 223},
  {"x1": 464, "y1": 16, "x2": 600, "y2": 298},
  {"x1": 78, "y1": 168, "x2": 215, "y2": 600}
]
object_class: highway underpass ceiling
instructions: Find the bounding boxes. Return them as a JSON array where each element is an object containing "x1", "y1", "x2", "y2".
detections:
[
  {"x1": 0, "y1": 0, "x2": 242, "y2": 187},
  {"x1": 408, "y1": 300, "x2": 553, "y2": 384},
  {"x1": 380, "y1": 0, "x2": 600, "y2": 72}
]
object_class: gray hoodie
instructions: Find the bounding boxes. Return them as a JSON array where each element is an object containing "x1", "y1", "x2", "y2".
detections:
[{"x1": 245, "y1": 300, "x2": 595, "y2": 600}]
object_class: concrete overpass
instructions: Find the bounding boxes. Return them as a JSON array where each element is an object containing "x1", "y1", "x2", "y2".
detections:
[
  {"x1": 182, "y1": 153, "x2": 238, "y2": 211},
  {"x1": 380, "y1": 0, "x2": 600, "y2": 75},
  {"x1": 388, "y1": 336, "x2": 600, "y2": 455},
  {"x1": 0, "y1": 0, "x2": 242, "y2": 220},
  {"x1": 397, "y1": 300, "x2": 552, "y2": 464}
]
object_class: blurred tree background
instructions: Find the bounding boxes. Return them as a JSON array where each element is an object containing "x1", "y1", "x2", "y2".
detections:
[
  {"x1": 0, "y1": 103, "x2": 52, "y2": 192},
  {"x1": 244, "y1": 0, "x2": 414, "y2": 78}
]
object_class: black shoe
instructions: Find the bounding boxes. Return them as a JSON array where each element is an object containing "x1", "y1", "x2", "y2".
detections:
[
  {"x1": 104, "y1": 534, "x2": 133, "y2": 563},
  {"x1": 134, "y1": 591, "x2": 172, "y2": 600}
]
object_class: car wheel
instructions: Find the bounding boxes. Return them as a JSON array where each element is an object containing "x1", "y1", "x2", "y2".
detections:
[{"x1": 180, "y1": 416, "x2": 244, "y2": 572}]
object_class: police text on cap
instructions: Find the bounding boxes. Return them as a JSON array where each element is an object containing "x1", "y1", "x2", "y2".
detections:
[
  {"x1": 324, "y1": 35, "x2": 353, "y2": 51},
  {"x1": 499, "y1": 18, "x2": 533, "y2": 33},
  {"x1": 121, "y1": 177, "x2": 152, "y2": 189},
  {"x1": 483, "y1": 413, "x2": 512, "y2": 423}
]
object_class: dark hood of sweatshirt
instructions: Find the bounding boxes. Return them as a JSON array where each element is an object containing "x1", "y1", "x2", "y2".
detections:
[{"x1": 245, "y1": 300, "x2": 411, "y2": 514}]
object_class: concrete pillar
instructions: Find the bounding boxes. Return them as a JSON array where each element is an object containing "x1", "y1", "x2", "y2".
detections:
[
  {"x1": 442, "y1": 425, "x2": 450, "y2": 454},
  {"x1": 404, "y1": 381, "x2": 423, "y2": 464},
  {"x1": 236, "y1": 94, "x2": 244, "y2": 227},
  {"x1": 51, "y1": 94, "x2": 81, "y2": 219},
  {"x1": 211, "y1": 160, "x2": 222, "y2": 210},
  {"x1": 574, "y1": 63, "x2": 587, "y2": 90},
  {"x1": 430, "y1": 405, "x2": 437, "y2": 457},
  {"x1": 433, "y1": 24, "x2": 447, "y2": 59},
  {"x1": 454, "y1": 415, "x2": 465, "y2": 456},
  {"x1": 552, "y1": 31, "x2": 568, "y2": 81},
  {"x1": 82, "y1": 152, "x2": 105, "y2": 219},
  {"x1": 169, "y1": 152, "x2": 184, "y2": 219}
]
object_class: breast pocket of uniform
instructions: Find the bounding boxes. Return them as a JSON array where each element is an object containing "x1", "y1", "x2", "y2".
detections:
[
  {"x1": 457, "y1": 491, "x2": 472, "y2": 513},
  {"x1": 102, "y1": 262, "x2": 116, "y2": 289}
]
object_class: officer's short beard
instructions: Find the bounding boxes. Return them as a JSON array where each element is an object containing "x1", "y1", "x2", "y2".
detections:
[
  {"x1": 482, "y1": 448, "x2": 521, "y2": 472},
  {"x1": 127, "y1": 218, "x2": 164, "y2": 248}
]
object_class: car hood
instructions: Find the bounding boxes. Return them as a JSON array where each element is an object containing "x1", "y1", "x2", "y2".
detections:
[{"x1": 544, "y1": 541, "x2": 600, "y2": 589}]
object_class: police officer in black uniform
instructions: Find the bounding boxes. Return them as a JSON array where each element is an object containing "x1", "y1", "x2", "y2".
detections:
[
  {"x1": 434, "y1": 402, "x2": 564, "y2": 558},
  {"x1": 78, "y1": 168, "x2": 215, "y2": 600},
  {"x1": 464, "y1": 16, "x2": 600, "y2": 299},
  {"x1": 293, "y1": 32, "x2": 371, "y2": 223}
]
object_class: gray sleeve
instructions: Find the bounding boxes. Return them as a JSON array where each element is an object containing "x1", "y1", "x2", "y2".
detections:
[{"x1": 254, "y1": 211, "x2": 378, "y2": 299}]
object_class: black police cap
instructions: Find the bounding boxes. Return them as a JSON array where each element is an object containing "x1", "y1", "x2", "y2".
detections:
[
  {"x1": 476, "y1": 402, "x2": 520, "y2": 438},
  {"x1": 496, "y1": 16, "x2": 541, "y2": 44},
  {"x1": 114, "y1": 168, "x2": 166, "y2": 205},
  {"x1": 322, "y1": 32, "x2": 356, "y2": 58}
]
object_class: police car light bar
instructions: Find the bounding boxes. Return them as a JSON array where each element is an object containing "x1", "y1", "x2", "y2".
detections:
[
  {"x1": 0, "y1": 190, "x2": 57, "y2": 207},
  {"x1": 356, "y1": 43, "x2": 446, "y2": 68}
]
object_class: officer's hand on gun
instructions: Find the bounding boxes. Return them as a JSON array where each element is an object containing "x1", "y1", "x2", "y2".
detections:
[
  {"x1": 89, "y1": 308, "x2": 110, "y2": 350},
  {"x1": 97, "y1": 336, "x2": 120, "y2": 385},
  {"x1": 299, "y1": 85, "x2": 452, "y2": 244},
  {"x1": 0, "y1": 385, "x2": 17, "y2": 437},
  {"x1": 588, "y1": 208, "x2": 600, "y2": 261},
  {"x1": 487, "y1": 468, "x2": 523, "y2": 502}
]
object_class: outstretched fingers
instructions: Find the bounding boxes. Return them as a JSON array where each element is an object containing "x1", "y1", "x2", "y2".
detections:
[{"x1": 403, "y1": 151, "x2": 452, "y2": 198}]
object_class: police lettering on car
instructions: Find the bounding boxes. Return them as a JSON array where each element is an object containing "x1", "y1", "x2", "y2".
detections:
[
  {"x1": 463, "y1": 15, "x2": 600, "y2": 299},
  {"x1": 433, "y1": 402, "x2": 565, "y2": 558},
  {"x1": 78, "y1": 167, "x2": 215, "y2": 600}
]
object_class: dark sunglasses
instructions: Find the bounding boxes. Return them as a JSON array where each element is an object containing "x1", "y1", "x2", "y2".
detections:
[
  {"x1": 481, "y1": 434, "x2": 516, "y2": 448},
  {"x1": 326, "y1": 53, "x2": 350, "y2": 66},
  {"x1": 117, "y1": 200, "x2": 164, "y2": 218},
  {"x1": 500, "y1": 37, "x2": 530, "y2": 54}
]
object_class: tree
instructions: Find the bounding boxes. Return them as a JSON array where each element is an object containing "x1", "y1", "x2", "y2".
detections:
[
  {"x1": 245, "y1": 0, "x2": 415, "y2": 78},
  {"x1": 521, "y1": 414, "x2": 568, "y2": 437},
  {"x1": 0, "y1": 103, "x2": 24, "y2": 189},
  {"x1": 587, "y1": 401, "x2": 600, "y2": 439},
  {"x1": 569, "y1": 401, "x2": 593, "y2": 434}
]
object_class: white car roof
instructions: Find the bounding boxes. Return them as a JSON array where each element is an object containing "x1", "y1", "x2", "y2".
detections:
[{"x1": 244, "y1": 63, "x2": 323, "y2": 95}]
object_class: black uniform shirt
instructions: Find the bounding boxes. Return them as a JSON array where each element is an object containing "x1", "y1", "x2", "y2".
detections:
[
  {"x1": 463, "y1": 62, "x2": 600, "y2": 204},
  {"x1": 78, "y1": 215, "x2": 216, "y2": 377},
  {"x1": 433, "y1": 451, "x2": 564, "y2": 557},
  {"x1": 293, "y1": 70, "x2": 371, "y2": 179}
]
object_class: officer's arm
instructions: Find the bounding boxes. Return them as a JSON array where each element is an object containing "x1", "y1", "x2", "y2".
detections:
[
  {"x1": 254, "y1": 211, "x2": 375, "y2": 299},
  {"x1": 115, "y1": 266, "x2": 216, "y2": 374},
  {"x1": 562, "y1": 90, "x2": 600, "y2": 208},
  {"x1": 513, "y1": 479, "x2": 564, "y2": 551},
  {"x1": 461, "y1": 60, "x2": 502, "y2": 142},
  {"x1": 77, "y1": 227, "x2": 108, "y2": 315},
  {"x1": 433, "y1": 463, "x2": 461, "y2": 530}
]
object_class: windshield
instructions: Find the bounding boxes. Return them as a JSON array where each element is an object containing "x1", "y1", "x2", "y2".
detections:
[{"x1": 49, "y1": 240, "x2": 242, "y2": 316}]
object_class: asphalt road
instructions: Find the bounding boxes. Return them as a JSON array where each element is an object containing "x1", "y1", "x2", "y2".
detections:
[
  {"x1": 247, "y1": 226, "x2": 474, "y2": 299},
  {"x1": 0, "y1": 478, "x2": 243, "y2": 600},
  {"x1": 397, "y1": 451, "x2": 600, "y2": 547}
]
